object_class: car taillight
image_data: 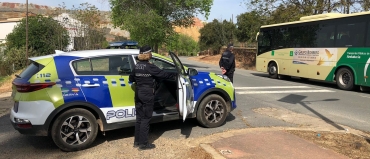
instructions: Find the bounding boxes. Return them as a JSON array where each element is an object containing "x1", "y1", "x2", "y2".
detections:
[{"x1": 13, "y1": 82, "x2": 56, "y2": 93}]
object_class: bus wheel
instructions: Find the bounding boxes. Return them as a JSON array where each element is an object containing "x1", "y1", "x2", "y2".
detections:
[
  {"x1": 268, "y1": 62, "x2": 278, "y2": 79},
  {"x1": 336, "y1": 67, "x2": 354, "y2": 91}
]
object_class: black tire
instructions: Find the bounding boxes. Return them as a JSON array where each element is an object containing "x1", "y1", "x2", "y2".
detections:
[
  {"x1": 336, "y1": 67, "x2": 355, "y2": 91},
  {"x1": 51, "y1": 108, "x2": 98, "y2": 152},
  {"x1": 268, "y1": 62, "x2": 278, "y2": 79},
  {"x1": 196, "y1": 94, "x2": 229, "y2": 128}
]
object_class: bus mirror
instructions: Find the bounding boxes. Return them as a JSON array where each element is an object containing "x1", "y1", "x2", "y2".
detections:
[{"x1": 256, "y1": 32, "x2": 260, "y2": 41}]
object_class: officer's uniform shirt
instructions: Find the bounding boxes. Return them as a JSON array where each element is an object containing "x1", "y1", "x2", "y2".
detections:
[{"x1": 129, "y1": 61, "x2": 176, "y2": 89}]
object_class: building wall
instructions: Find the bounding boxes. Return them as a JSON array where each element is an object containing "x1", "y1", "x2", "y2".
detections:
[
  {"x1": 52, "y1": 13, "x2": 84, "y2": 51},
  {"x1": 0, "y1": 21, "x2": 17, "y2": 42}
]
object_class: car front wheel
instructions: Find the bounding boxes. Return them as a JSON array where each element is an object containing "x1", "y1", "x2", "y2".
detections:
[
  {"x1": 196, "y1": 94, "x2": 228, "y2": 128},
  {"x1": 51, "y1": 108, "x2": 98, "y2": 152}
]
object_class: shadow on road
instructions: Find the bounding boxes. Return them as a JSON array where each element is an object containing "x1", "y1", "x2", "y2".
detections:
[
  {"x1": 0, "y1": 111, "x2": 236, "y2": 151},
  {"x1": 278, "y1": 94, "x2": 344, "y2": 130},
  {"x1": 250, "y1": 73, "x2": 345, "y2": 90},
  {"x1": 99, "y1": 113, "x2": 236, "y2": 145},
  {"x1": 0, "y1": 93, "x2": 237, "y2": 152}
]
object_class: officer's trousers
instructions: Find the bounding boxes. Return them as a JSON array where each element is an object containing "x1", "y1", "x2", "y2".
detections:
[
  {"x1": 134, "y1": 88, "x2": 154, "y2": 145},
  {"x1": 225, "y1": 71, "x2": 234, "y2": 83}
]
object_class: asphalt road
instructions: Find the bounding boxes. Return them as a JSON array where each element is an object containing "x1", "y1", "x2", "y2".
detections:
[
  {"x1": 179, "y1": 56, "x2": 370, "y2": 132},
  {"x1": 0, "y1": 56, "x2": 369, "y2": 157}
]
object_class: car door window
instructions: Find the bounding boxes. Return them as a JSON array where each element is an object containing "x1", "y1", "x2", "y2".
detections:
[
  {"x1": 134, "y1": 56, "x2": 175, "y2": 70},
  {"x1": 72, "y1": 59, "x2": 92, "y2": 75},
  {"x1": 169, "y1": 53, "x2": 186, "y2": 75},
  {"x1": 72, "y1": 55, "x2": 133, "y2": 75},
  {"x1": 149, "y1": 58, "x2": 175, "y2": 70},
  {"x1": 91, "y1": 57, "x2": 109, "y2": 75}
]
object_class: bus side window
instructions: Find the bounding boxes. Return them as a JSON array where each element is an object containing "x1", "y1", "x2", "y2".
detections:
[
  {"x1": 366, "y1": 22, "x2": 370, "y2": 47},
  {"x1": 317, "y1": 24, "x2": 335, "y2": 47},
  {"x1": 336, "y1": 22, "x2": 366, "y2": 47},
  {"x1": 257, "y1": 31, "x2": 272, "y2": 55}
]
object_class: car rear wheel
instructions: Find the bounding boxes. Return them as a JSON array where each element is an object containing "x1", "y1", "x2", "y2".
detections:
[
  {"x1": 196, "y1": 94, "x2": 228, "y2": 128},
  {"x1": 51, "y1": 108, "x2": 98, "y2": 152}
]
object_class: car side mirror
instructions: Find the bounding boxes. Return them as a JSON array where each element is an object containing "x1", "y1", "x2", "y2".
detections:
[{"x1": 188, "y1": 68, "x2": 198, "y2": 76}]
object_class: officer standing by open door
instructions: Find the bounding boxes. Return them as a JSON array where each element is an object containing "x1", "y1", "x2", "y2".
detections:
[{"x1": 129, "y1": 45, "x2": 177, "y2": 150}]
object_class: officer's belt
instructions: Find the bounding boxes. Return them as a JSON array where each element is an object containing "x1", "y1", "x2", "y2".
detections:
[{"x1": 135, "y1": 73, "x2": 152, "y2": 77}]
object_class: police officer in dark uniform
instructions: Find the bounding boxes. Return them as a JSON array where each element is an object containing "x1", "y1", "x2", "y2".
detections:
[
  {"x1": 129, "y1": 45, "x2": 177, "y2": 150},
  {"x1": 219, "y1": 43, "x2": 236, "y2": 83}
]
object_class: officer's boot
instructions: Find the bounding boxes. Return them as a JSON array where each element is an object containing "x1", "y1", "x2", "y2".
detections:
[
  {"x1": 133, "y1": 142, "x2": 140, "y2": 148},
  {"x1": 138, "y1": 143, "x2": 156, "y2": 150}
]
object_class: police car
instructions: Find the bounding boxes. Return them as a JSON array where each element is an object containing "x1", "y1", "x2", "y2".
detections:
[{"x1": 10, "y1": 49, "x2": 236, "y2": 152}]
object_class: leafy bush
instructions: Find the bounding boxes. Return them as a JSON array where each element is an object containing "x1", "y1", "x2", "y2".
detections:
[
  {"x1": 5, "y1": 15, "x2": 69, "y2": 56},
  {"x1": 1, "y1": 46, "x2": 36, "y2": 75}
]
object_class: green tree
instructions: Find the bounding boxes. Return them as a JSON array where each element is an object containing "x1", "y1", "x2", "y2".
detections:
[
  {"x1": 177, "y1": 34, "x2": 199, "y2": 56},
  {"x1": 109, "y1": 0, "x2": 213, "y2": 52},
  {"x1": 6, "y1": 15, "x2": 69, "y2": 56},
  {"x1": 246, "y1": 0, "x2": 370, "y2": 24},
  {"x1": 1, "y1": 46, "x2": 37, "y2": 74},
  {"x1": 198, "y1": 19, "x2": 236, "y2": 54},
  {"x1": 235, "y1": 11, "x2": 263, "y2": 43},
  {"x1": 166, "y1": 33, "x2": 180, "y2": 53},
  {"x1": 114, "y1": 36, "x2": 128, "y2": 41}
]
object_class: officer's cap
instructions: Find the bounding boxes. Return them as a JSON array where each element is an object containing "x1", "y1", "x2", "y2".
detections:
[{"x1": 140, "y1": 45, "x2": 152, "y2": 54}]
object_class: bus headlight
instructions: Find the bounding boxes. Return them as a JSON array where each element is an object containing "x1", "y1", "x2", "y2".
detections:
[{"x1": 216, "y1": 74, "x2": 231, "y2": 82}]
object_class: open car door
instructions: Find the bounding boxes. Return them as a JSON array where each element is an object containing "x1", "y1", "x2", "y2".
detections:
[{"x1": 169, "y1": 52, "x2": 194, "y2": 121}]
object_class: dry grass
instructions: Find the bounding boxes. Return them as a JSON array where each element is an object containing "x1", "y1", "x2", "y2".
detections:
[
  {"x1": 287, "y1": 130, "x2": 370, "y2": 159},
  {"x1": 0, "y1": 70, "x2": 23, "y2": 93},
  {"x1": 185, "y1": 146, "x2": 213, "y2": 159}
]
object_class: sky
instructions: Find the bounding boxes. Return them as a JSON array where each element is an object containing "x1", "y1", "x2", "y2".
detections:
[{"x1": 0, "y1": 0, "x2": 248, "y2": 23}]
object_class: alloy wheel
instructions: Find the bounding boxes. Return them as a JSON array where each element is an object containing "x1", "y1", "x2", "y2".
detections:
[
  {"x1": 204, "y1": 100, "x2": 225, "y2": 123},
  {"x1": 60, "y1": 115, "x2": 92, "y2": 145}
]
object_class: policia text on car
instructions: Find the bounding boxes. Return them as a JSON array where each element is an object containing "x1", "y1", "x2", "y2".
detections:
[{"x1": 129, "y1": 46, "x2": 178, "y2": 150}]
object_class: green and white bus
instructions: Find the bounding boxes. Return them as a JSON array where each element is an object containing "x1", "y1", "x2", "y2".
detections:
[{"x1": 256, "y1": 11, "x2": 370, "y2": 91}]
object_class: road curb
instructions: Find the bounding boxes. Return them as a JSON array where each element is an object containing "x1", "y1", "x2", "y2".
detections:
[{"x1": 199, "y1": 143, "x2": 226, "y2": 159}]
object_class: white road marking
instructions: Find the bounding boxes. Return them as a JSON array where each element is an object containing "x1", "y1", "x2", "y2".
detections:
[
  {"x1": 237, "y1": 89, "x2": 335, "y2": 94},
  {"x1": 234, "y1": 86, "x2": 310, "y2": 90},
  {"x1": 359, "y1": 95, "x2": 370, "y2": 98}
]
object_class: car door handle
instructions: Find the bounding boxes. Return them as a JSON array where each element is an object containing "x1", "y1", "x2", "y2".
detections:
[{"x1": 82, "y1": 84, "x2": 100, "y2": 87}]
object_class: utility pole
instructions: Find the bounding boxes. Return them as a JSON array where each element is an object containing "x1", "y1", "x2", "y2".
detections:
[
  {"x1": 26, "y1": 0, "x2": 29, "y2": 65},
  {"x1": 231, "y1": 14, "x2": 233, "y2": 44}
]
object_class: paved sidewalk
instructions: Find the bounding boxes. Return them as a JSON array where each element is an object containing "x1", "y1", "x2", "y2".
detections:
[{"x1": 200, "y1": 129, "x2": 350, "y2": 159}]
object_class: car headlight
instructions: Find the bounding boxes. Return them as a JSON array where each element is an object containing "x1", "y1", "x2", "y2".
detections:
[{"x1": 216, "y1": 74, "x2": 231, "y2": 82}]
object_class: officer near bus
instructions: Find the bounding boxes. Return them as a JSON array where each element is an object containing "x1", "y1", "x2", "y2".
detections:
[
  {"x1": 219, "y1": 43, "x2": 236, "y2": 83},
  {"x1": 129, "y1": 45, "x2": 177, "y2": 150}
]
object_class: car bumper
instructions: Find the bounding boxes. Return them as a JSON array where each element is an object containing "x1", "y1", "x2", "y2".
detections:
[
  {"x1": 10, "y1": 108, "x2": 48, "y2": 136},
  {"x1": 231, "y1": 89, "x2": 237, "y2": 111},
  {"x1": 10, "y1": 120, "x2": 48, "y2": 136}
]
